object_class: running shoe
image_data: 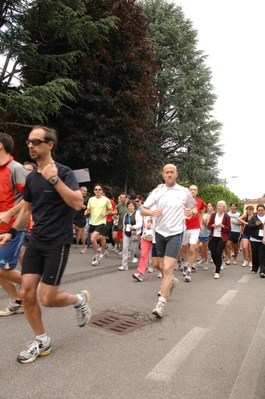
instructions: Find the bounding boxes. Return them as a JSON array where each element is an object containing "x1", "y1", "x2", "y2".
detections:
[
  {"x1": 75, "y1": 290, "x2": 92, "y2": 327},
  {"x1": 92, "y1": 255, "x2": 99, "y2": 266},
  {"x1": 157, "y1": 271, "x2": 162, "y2": 278},
  {"x1": 17, "y1": 338, "x2": 51, "y2": 364},
  {"x1": 168, "y1": 277, "x2": 179, "y2": 296},
  {"x1": 0, "y1": 301, "x2": 24, "y2": 317},
  {"x1": 118, "y1": 265, "x2": 128, "y2": 271},
  {"x1": 242, "y1": 260, "x2": 248, "y2": 267},
  {"x1": 152, "y1": 299, "x2": 166, "y2": 318},
  {"x1": 182, "y1": 266, "x2": 188, "y2": 276},
  {"x1": 184, "y1": 270, "x2": 191, "y2": 282},
  {"x1": 132, "y1": 273, "x2": 143, "y2": 282}
]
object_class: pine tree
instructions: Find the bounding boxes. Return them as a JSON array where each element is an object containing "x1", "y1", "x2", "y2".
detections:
[{"x1": 142, "y1": 0, "x2": 223, "y2": 184}]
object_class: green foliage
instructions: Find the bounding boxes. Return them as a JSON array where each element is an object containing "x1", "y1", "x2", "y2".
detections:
[
  {"x1": 198, "y1": 184, "x2": 244, "y2": 213},
  {"x1": 141, "y1": 0, "x2": 223, "y2": 184},
  {"x1": 1, "y1": 0, "x2": 225, "y2": 196},
  {"x1": 0, "y1": 0, "x2": 117, "y2": 125},
  {"x1": 39, "y1": 0, "x2": 160, "y2": 191},
  {"x1": 0, "y1": 78, "x2": 77, "y2": 123}
]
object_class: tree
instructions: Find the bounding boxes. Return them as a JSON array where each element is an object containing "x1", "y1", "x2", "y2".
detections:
[
  {"x1": 141, "y1": 0, "x2": 223, "y2": 185},
  {"x1": 0, "y1": 0, "x2": 116, "y2": 125},
  {"x1": 21, "y1": 0, "x2": 160, "y2": 191},
  {"x1": 198, "y1": 184, "x2": 243, "y2": 213}
]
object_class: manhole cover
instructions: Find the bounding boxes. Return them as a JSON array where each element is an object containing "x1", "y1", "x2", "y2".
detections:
[{"x1": 88, "y1": 311, "x2": 150, "y2": 335}]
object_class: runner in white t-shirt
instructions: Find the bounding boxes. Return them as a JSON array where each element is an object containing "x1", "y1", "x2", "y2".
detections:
[{"x1": 141, "y1": 164, "x2": 196, "y2": 318}]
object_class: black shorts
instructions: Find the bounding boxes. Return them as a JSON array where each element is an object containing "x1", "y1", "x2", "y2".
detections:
[
  {"x1": 73, "y1": 217, "x2": 86, "y2": 229},
  {"x1": 228, "y1": 231, "x2": 240, "y2": 244},
  {"x1": 22, "y1": 240, "x2": 70, "y2": 286},
  {"x1": 152, "y1": 243, "x2": 157, "y2": 258},
  {"x1": 89, "y1": 224, "x2": 107, "y2": 236},
  {"x1": 155, "y1": 232, "x2": 183, "y2": 259},
  {"x1": 105, "y1": 221, "x2": 113, "y2": 237}
]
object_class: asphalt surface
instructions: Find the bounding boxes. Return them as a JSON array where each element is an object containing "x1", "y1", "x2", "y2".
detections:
[{"x1": 1, "y1": 246, "x2": 265, "y2": 399}]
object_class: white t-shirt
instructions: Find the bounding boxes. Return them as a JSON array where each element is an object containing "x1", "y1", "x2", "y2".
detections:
[
  {"x1": 228, "y1": 211, "x2": 241, "y2": 232},
  {"x1": 143, "y1": 184, "x2": 196, "y2": 237},
  {"x1": 213, "y1": 214, "x2": 223, "y2": 237}
]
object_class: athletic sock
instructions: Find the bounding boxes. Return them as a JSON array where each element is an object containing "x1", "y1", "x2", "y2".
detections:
[
  {"x1": 36, "y1": 333, "x2": 48, "y2": 346},
  {"x1": 74, "y1": 294, "x2": 83, "y2": 308},
  {"x1": 159, "y1": 296, "x2": 166, "y2": 303}
]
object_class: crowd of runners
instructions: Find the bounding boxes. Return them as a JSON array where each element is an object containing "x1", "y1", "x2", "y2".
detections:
[{"x1": 0, "y1": 127, "x2": 265, "y2": 364}]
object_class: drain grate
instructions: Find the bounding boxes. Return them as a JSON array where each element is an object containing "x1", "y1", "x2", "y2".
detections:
[{"x1": 88, "y1": 311, "x2": 150, "y2": 335}]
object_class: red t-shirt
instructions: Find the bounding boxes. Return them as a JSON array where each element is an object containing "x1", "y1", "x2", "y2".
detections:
[
  {"x1": 0, "y1": 156, "x2": 27, "y2": 233},
  {"x1": 185, "y1": 197, "x2": 204, "y2": 230},
  {"x1": 106, "y1": 198, "x2": 116, "y2": 223}
]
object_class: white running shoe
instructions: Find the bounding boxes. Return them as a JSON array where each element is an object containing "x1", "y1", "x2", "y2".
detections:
[
  {"x1": 92, "y1": 255, "x2": 99, "y2": 266},
  {"x1": 152, "y1": 299, "x2": 166, "y2": 318},
  {"x1": 157, "y1": 271, "x2": 162, "y2": 278},
  {"x1": 118, "y1": 265, "x2": 128, "y2": 271},
  {"x1": 242, "y1": 260, "x2": 248, "y2": 267}
]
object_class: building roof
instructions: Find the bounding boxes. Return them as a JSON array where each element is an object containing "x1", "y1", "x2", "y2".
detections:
[{"x1": 243, "y1": 197, "x2": 265, "y2": 204}]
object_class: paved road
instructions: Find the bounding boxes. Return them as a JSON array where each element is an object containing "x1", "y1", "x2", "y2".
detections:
[{"x1": 1, "y1": 247, "x2": 265, "y2": 399}]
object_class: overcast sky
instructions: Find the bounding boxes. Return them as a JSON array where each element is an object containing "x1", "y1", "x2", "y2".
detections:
[{"x1": 178, "y1": 0, "x2": 264, "y2": 200}]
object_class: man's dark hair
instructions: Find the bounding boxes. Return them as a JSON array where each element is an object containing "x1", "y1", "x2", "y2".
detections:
[
  {"x1": 103, "y1": 185, "x2": 114, "y2": 200},
  {"x1": 230, "y1": 202, "x2": 238, "y2": 207},
  {"x1": 0, "y1": 132, "x2": 14, "y2": 154},
  {"x1": 32, "y1": 125, "x2": 58, "y2": 155}
]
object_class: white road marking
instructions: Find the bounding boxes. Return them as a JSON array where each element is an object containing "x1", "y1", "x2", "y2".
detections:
[
  {"x1": 145, "y1": 327, "x2": 209, "y2": 383},
  {"x1": 216, "y1": 290, "x2": 238, "y2": 305},
  {"x1": 229, "y1": 305, "x2": 265, "y2": 399},
  {"x1": 238, "y1": 275, "x2": 251, "y2": 283}
]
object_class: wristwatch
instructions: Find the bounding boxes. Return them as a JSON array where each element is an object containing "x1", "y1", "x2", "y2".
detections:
[{"x1": 49, "y1": 175, "x2": 59, "y2": 185}]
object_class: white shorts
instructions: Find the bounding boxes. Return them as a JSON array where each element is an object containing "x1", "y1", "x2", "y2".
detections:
[{"x1": 182, "y1": 229, "x2": 200, "y2": 246}]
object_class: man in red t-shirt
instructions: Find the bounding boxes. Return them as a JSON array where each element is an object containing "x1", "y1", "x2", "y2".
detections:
[
  {"x1": 0, "y1": 132, "x2": 28, "y2": 316},
  {"x1": 181, "y1": 185, "x2": 205, "y2": 282}
]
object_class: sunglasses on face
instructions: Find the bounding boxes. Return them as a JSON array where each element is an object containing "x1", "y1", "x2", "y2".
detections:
[{"x1": 26, "y1": 139, "x2": 49, "y2": 146}]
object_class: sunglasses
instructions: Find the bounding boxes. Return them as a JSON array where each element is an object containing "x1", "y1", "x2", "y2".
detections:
[{"x1": 26, "y1": 139, "x2": 49, "y2": 146}]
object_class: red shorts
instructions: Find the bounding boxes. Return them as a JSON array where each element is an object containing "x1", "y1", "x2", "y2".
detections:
[{"x1": 117, "y1": 229, "x2": 123, "y2": 240}]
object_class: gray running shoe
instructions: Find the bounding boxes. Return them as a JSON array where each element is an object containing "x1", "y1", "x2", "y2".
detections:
[
  {"x1": 0, "y1": 301, "x2": 24, "y2": 317},
  {"x1": 75, "y1": 290, "x2": 92, "y2": 327},
  {"x1": 152, "y1": 299, "x2": 166, "y2": 318},
  {"x1": 184, "y1": 270, "x2": 191, "y2": 282},
  {"x1": 182, "y1": 266, "x2": 188, "y2": 276},
  {"x1": 132, "y1": 273, "x2": 143, "y2": 282},
  {"x1": 168, "y1": 277, "x2": 179, "y2": 296},
  {"x1": 158, "y1": 277, "x2": 179, "y2": 297},
  {"x1": 17, "y1": 338, "x2": 51, "y2": 364}
]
